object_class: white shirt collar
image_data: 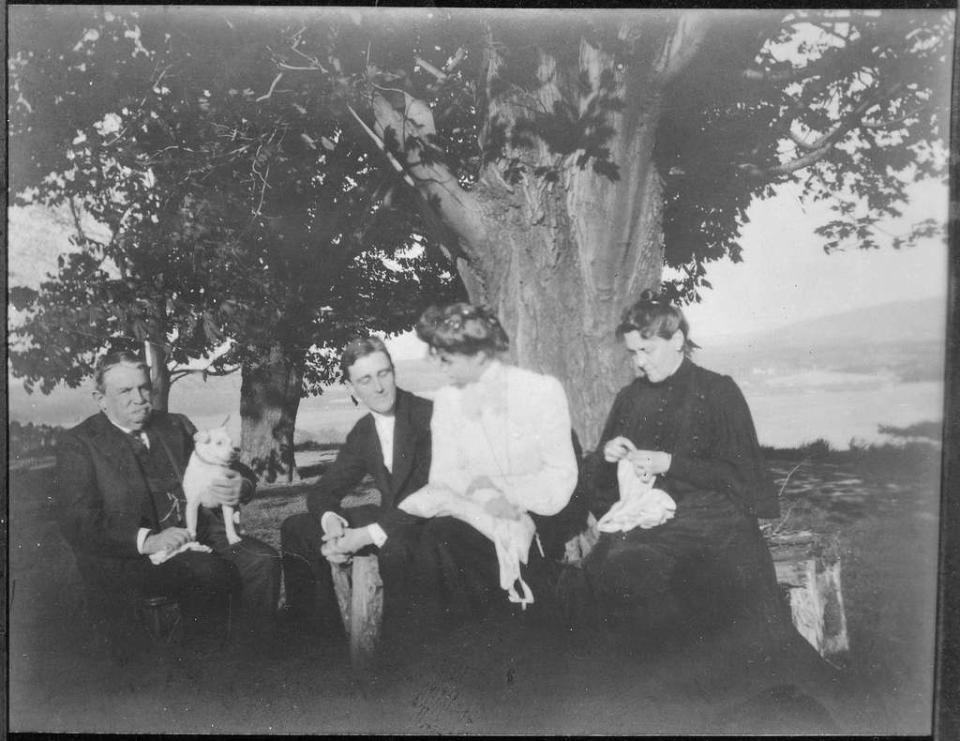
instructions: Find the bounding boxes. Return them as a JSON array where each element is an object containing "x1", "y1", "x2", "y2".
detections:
[
  {"x1": 107, "y1": 417, "x2": 149, "y2": 448},
  {"x1": 370, "y1": 410, "x2": 395, "y2": 472}
]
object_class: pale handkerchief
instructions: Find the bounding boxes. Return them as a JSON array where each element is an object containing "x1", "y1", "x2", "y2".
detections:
[
  {"x1": 596, "y1": 459, "x2": 677, "y2": 533},
  {"x1": 149, "y1": 540, "x2": 213, "y2": 565},
  {"x1": 400, "y1": 484, "x2": 537, "y2": 606}
]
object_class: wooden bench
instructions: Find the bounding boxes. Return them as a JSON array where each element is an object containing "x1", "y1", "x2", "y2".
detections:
[
  {"x1": 330, "y1": 524, "x2": 850, "y2": 668},
  {"x1": 331, "y1": 555, "x2": 384, "y2": 670},
  {"x1": 567, "y1": 517, "x2": 850, "y2": 659},
  {"x1": 767, "y1": 530, "x2": 849, "y2": 658}
]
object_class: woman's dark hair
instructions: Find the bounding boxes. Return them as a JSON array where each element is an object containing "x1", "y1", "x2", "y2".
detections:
[
  {"x1": 94, "y1": 350, "x2": 149, "y2": 393},
  {"x1": 616, "y1": 290, "x2": 698, "y2": 356},
  {"x1": 339, "y1": 336, "x2": 393, "y2": 382},
  {"x1": 415, "y1": 303, "x2": 510, "y2": 357}
]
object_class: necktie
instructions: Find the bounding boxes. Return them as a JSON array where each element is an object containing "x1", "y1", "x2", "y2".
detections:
[{"x1": 128, "y1": 430, "x2": 149, "y2": 457}]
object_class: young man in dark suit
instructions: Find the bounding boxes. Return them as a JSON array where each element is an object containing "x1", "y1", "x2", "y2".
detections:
[
  {"x1": 280, "y1": 337, "x2": 433, "y2": 643},
  {"x1": 57, "y1": 350, "x2": 281, "y2": 658}
]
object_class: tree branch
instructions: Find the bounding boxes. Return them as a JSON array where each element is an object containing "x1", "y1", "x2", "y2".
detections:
[
  {"x1": 415, "y1": 55, "x2": 448, "y2": 82},
  {"x1": 346, "y1": 104, "x2": 417, "y2": 189},
  {"x1": 862, "y1": 107, "x2": 926, "y2": 129},
  {"x1": 743, "y1": 81, "x2": 899, "y2": 179},
  {"x1": 255, "y1": 72, "x2": 284, "y2": 102},
  {"x1": 655, "y1": 11, "x2": 713, "y2": 84},
  {"x1": 743, "y1": 38, "x2": 866, "y2": 84},
  {"x1": 366, "y1": 92, "x2": 488, "y2": 263}
]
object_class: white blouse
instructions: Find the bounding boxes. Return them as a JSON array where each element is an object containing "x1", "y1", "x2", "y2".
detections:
[{"x1": 427, "y1": 360, "x2": 578, "y2": 516}]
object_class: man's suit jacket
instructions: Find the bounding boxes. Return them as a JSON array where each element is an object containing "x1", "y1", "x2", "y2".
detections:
[
  {"x1": 57, "y1": 411, "x2": 249, "y2": 560},
  {"x1": 306, "y1": 388, "x2": 432, "y2": 538}
]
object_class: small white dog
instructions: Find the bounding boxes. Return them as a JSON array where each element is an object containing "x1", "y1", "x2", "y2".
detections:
[{"x1": 183, "y1": 424, "x2": 243, "y2": 545}]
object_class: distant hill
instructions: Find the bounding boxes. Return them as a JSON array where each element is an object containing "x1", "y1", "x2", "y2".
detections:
[
  {"x1": 696, "y1": 297, "x2": 946, "y2": 384},
  {"x1": 711, "y1": 297, "x2": 946, "y2": 349}
]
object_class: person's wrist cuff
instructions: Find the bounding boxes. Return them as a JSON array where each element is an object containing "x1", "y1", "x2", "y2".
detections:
[
  {"x1": 367, "y1": 523, "x2": 388, "y2": 547},
  {"x1": 137, "y1": 528, "x2": 152, "y2": 554}
]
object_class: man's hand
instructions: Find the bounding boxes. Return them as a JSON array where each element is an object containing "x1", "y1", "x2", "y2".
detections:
[
  {"x1": 603, "y1": 436, "x2": 637, "y2": 462},
  {"x1": 626, "y1": 449, "x2": 672, "y2": 480},
  {"x1": 143, "y1": 527, "x2": 193, "y2": 555},
  {"x1": 320, "y1": 539, "x2": 352, "y2": 564},
  {"x1": 336, "y1": 527, "x2": 374, "y2": 555},
  {"x1": 321, "y1": 527, "x2": 373, "y2": 564},
  {"x1": 203, "y1": 469, "x2": 244, "y2": 507},
  {"x1": 482, "y1": 495, "x2": 522, "y2": 521}
]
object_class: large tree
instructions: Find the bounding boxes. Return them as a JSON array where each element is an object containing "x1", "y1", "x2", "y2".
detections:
[
  {"x1": 10, "y1": 8, "x2": 951, "y2": 453},
  {"x1": 9, "y1": 7, "x2": 461, "y2": 480},
  {"x1": 276, "y1": 8, "x2": 949, "y2": 446}
]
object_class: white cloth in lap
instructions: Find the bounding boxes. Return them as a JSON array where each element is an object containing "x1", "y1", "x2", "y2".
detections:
[
  {"x1": 596, "y1": 460, "x2": 677, "y2": 533},
  {"x1": 148, "y1": 539, "x2": 212, "y2": 565},
  {"x1": 400, "y1": 484, "x2": 537, "y2": 605}
]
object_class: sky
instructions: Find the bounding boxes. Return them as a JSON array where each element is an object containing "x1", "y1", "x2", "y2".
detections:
[{"x1": 676, "y1": 178, "x2": 949, "y2": 342}]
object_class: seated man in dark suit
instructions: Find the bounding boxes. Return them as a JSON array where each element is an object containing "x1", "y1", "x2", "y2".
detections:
[
  {"x1": 57, "y1": 350, "x2": 281, "y2": 659},
  {"x1": 280, "y1": 337, "x2": 433, "y2": 643}
]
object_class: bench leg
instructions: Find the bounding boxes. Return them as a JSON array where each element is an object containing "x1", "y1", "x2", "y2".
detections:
[{"x1": 331, "y1": 555, "x2": 384, "y2": 671}]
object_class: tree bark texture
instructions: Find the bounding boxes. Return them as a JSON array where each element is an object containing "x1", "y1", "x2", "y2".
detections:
[
  {"x1": 144, "y1": 341, "x2": 171, "y2": 413},
  {"x1": 239, "y1": 342, "x2": 304, "y2": 482},
  {"x1": 373, "y1": 16, "x2": 708, "y2": 448}
]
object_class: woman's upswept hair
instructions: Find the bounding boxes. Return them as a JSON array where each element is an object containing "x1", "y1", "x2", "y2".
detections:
[
  {"x1": 339, "y1": 336, "x2": 393, "y2": 382},
  {"x1": 416, "y1": 302, "x2": 510, "y2": 357},
  {"x1": 616, "y1": 290, "x2": 699, "y2": 356}
]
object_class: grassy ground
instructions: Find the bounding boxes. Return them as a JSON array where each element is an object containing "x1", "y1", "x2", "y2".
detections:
[{"x1": 7, "y1": 443, "x2": 942, "y2": 734}]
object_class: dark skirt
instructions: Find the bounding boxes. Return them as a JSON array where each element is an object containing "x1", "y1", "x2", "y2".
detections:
[{"x1": 569, "y1": 490, "x2": 787, "y2": 643}]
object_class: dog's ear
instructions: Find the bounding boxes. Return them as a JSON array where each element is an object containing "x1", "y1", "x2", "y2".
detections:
[
  {"x1": 220, "y1": 414, "x2": 231, "y2": 428},
  {"x1": 193, "y1": 430, "x2": 210, "y2": 443}
]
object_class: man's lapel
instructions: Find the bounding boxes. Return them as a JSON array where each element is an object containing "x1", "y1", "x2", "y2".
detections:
[
  {"x1": 387, "y1": 391, "x2": 418, "y2": 501},
  {"x1": 89, "y1": 412, "x2": 145, "y2": 485},
  {"x1": 146, "y1": 414, "x2": 188, "y2": 475}
]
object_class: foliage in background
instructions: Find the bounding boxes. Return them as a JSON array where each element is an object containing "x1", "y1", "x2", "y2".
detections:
[
  {"x1": 8, "y1": 7, "x2": 952, "y2": 456},
  {"x1": 9, "y1": 7, "x2": 461, "y2": 399}
]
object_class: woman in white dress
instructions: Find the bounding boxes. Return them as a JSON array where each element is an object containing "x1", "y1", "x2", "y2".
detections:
[{"x1": 399, "y1": 303, "x2": 578, "y2": 624}]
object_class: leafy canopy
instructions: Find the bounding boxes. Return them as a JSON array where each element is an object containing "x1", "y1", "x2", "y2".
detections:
[
  {"x1": 9, "y1": 6, "x2": 461, "y2": 395},
  {"x1": 9, "y1": 8, "x2": 951, "y2": 394}
]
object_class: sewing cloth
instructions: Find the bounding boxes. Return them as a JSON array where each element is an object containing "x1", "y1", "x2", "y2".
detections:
[{"x1": 596, "y1": 461, "x2": 676, "y2": 533}]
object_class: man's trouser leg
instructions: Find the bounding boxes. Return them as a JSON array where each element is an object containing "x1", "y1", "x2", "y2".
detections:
[
  {"x1": 280, "y1": 512, "x2": 345, "y2": 639},
  {"x1": 200, "y1": 510, "x2": 281, "y2": 643}
]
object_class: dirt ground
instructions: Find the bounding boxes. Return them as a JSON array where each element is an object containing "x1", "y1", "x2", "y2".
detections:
[{"x1": 7, "y1": 451, "x2": 941, "y2": 735}]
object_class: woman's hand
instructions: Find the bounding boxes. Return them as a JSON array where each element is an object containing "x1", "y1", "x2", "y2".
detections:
[
  {"x1": 603, "y1": 436, "x2": 637, "y2": 462},
  {"x1": 625, "y1": 449, "x2": 672, "y2": 480},
  {"x1": 483, "y1": 495, "x2": 522, "y2": 520}
]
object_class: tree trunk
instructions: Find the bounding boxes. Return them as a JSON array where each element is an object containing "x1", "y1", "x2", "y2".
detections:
[
  {"x1": 371, "y1": 17, "x2": 708, "y2": 449},
  {"x1": 239, "y1": 342, "x2": 304, "y2": 483},
  {"x1": 144, "y1": 340, "x2": 171, "y2": 412}
]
